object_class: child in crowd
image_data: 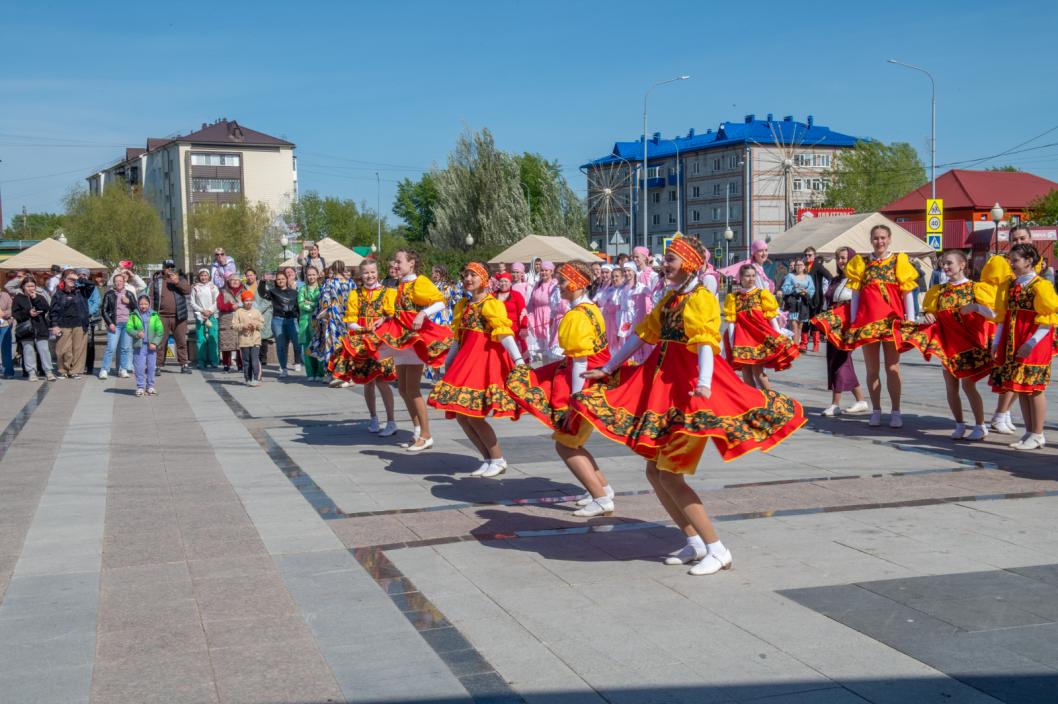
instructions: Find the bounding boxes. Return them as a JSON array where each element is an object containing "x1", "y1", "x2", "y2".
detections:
[
  {"x1": 233, "y1": 289, "x2": 264, "y2": 387},
  {"x1": 125, "y1": 294, "x2": 163, "y2": 397}
]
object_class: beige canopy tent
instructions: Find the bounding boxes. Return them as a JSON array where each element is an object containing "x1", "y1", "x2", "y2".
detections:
[
  {"x1": 0, "y1": 237, "x2": 107, "y2": 272},
  {"x1": 280, "y1": 237, "x2": 364, "y2": 270},
  {"x1": 768, "y1": 212, "x2": 934, "y2": 276},
  {"x1": 489, "y1": 234, "x2": 599, "y2": 264}
]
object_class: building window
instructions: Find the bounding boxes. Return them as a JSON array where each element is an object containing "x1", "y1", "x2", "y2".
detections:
[
  {"x1": 668, "y1": 190, "x2": 677, "y2": 202},
  {"x1": 647, "y1": 166, "x2": 662, "y2": 178},
  {"x1": 669, "y1": 213, "x2": 677, "y2": 224},
  {"x1": 191, "y1": 153, "x2": 241, "y2": 167},
  {"x1": 624, "y1": 216, "x2": 630, "y2": 226},
  {"x1": 730, "y1": 181, "x2": 740, "y2": 195},
  {"x1": 812, "y1": 178, "x2": 823, "y2": 191},
  {"x1": 794, "y1": 153, "x2": 811, "y2": 167},
  {"x1": 712, "y1": 207, "x2": 721, "y2": 221},
  {"x1": 652, "y1": 214, "x2": 661, "y2": 226},
  {"x1": 691, "y1": 161, "x2": 700, "y2": 175},
  {"x1": 192, "y1": 178, "x2": 241, "y2": 193},
  {"x1": 728, "y1": 154, "x2": 740, "y2": 169},
  {"x1": 730, "y1": 206, "x2": 739, "y2": 220},
  {"x1": 668, "y1": 166, "x2": 676, "y2": 176},
  {"x1": 692, "y1": 209, "x2": 701, "y2": 222},
  {"x1": 713, "y1": 158, "x2": 721, "y2": 171},
  {"x1": 692, "y1": 186, "x2": 701, "y2": 198},
  {"x1": 815, "y1": 154, "x2": 831, "y2": 167},
  {"x1": 652, "y1": 192, "x2": 661, "y2": 204},
  {"x1": 793, "y1": 178, "x2": 802, "y2": 191},
  {"x1": 713, "y1": 183, "x2": 722, "y2": 196}
]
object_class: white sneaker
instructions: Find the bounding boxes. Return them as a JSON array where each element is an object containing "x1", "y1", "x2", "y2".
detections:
[
  {"x1": 575, "y1": 485, "x2": 615, "y2": 507},
  {"x1": 572, "y1": 497, "x2": 614, "y2": 517},
  {"x1": 367, "y1": 417, "x2": 380, "y2": 433},
  {"x1": 664, "y1": 545, "x2": 708, "y2": 565},
  {"x1": 378, "y1": 421, "x2": 398, "y2": 438},
  {"x1": 688, "y1": 548, "x2": 733, "y2": 576},
  {"x1": 293, "y1": 363, "x2": 302, "y2": 372},
  {"x1": 328, "y1": 377, "x2": 343, "y2": 388},
  {"x1": 868, "y1": 410, "x2": 882, "y2": 427},
  {"x1": 889, "y1": 411, "x2": 903, "y2": 429},
  {"x1": 991, "y1": 419, "x2": 1017, "y2": 435},
  {"x1": 965, "y1": 425, "x2": 989, "y2": 442},
  {"x1": 406, "y1": 437, "x2": 434, "y2": 453},
  {"x1": 98, "y1": 369, "x2": 108, "y2": 380},
  {"x1": 280, "y1": 369, "x2": 289, "y2": 378},
  {"x1": 481, "y1": 459, "x2": 508, "y2": 478},
  {"x1": 470, "y1": 461, "x2": 492, "y2": 477},
  {"x1": 1011, "y1": 433, "x2": 1047, "y2": 451},
  {"x1": 845, "y1": 400, "x2": 869, "y2": 415},
  {"x1": 950, "y1": 422, "x2": 966, "y2": 440},
  {"x1": 118, "y1": 369, "x2": 129, "y2": 378},
  {"x1": 821, "y1": 404, "x2": 840, "y2": 417}
]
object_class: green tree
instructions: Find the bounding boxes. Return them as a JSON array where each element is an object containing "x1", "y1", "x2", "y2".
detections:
[
  {"x1": 3, "y1": 212, "x2": 66, "y2": 241},
  {"x1": 1027, "y1": 189, "x2": 1058, "y2": 225},
  {"x1": 392, "y1": 173, "x2": 438, "y2": 242},
  {"x1": 824, "y1": 141, "x2": 927, "y2": 212},
  {"x1": 986, "y1": 165, "x2": 1019, "y2": 172},
  {"x1": 514, "y1": 153, "x2": 587, "y2": 243},
  {"x1": 63, "y1": 185, "x2": 167, "y2": 266},
  {"x1": 188, "y1": 200, "x2": 282, "y2": 272},
  {"x1": 286, "y1": 192, "x2": 394, "y2": 250}
]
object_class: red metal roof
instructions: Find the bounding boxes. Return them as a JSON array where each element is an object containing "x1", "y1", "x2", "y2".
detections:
[{"x1": 881, "y1": 169, "x2": 1058, "y2": 214}]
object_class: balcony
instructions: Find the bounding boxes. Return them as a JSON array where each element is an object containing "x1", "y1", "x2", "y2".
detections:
[
  {"x1": 666, "y1": 174, "x2": 680, "y2": 187},
  {"x1": 641, "y1": 177, "x2": 666, "y2": 190}
]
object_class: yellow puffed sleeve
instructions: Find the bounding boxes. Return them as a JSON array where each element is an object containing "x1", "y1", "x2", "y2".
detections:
[
  {"x1": 558, "y1": 305, "x2": 603, "y2": 358},
  {"x1": 980, "y1": 255, "x2": 1012, "y2": 288},
  {"x1": 973, "y1": 282, "x2": 997, "y2": 310},
  {"x1": 343, "y1": 291, "x2": 358, "y2": 323},
  {"x1": 895, "y1": 252, "x2": 919, "y2": 292},
  {"x1": 635, "y1": 291, "x2": 667, "y2": 344},
  {"x1": 722, "y1": 293, "x2": 737, "y2": 323},
  {"x1": 450, "y1": 298, "x2": 467, "y2": 337},
  {"x1": 480, "y1": 297, "x2": 514, "y2": 340},
  {"x1": 682, "y1": 288, "x2": 721, "y2": 353},
  {"x1": 1032, "y1": 279, "x2": 1058, "y2": 326},
  {"x1": 844, "y1": 255, "x2": 866, "y2": 291},
  {"x1": 410, "y1": 274, "x2": 444, "y2": 308},
  {"x1": 921, "y1": 285, "x2": 942, "y2": 314},
  {"x1": 759, "y1": 289, "x2": 780, "y2": 319}
]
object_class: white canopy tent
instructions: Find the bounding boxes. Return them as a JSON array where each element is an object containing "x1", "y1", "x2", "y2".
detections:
[
  {"x1": 0, "y1": 237, "x2": 107, "y2": 272},
  {"x1": 280, "y1": 237, "x2": 363, "y2": 270},
  {"x1": 489, "y1": 234, "x2": 599, "y2": 264}
]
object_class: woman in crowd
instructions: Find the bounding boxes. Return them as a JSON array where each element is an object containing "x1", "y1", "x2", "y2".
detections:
[
  {"x1": 989, "y1": 243, "x2": 1057, "y2": 450},
  {"x1": 12, "y1": 277, "x2": 55, "y2": 381},
  {"x1": 99, "y1": 272, "x2": 137, "y2": 379},
  {"x1": 429, "y1": 262, "x2": 524, "y2": 477},
  {"x1": 259, "y1": 271, "x2": 300, "y2": 378},
  {"x1": 601, "y1": 264, "x2": 624, "y2": 352},
  {"x1": 724, "y1": 263, "x2": 799, "y2": 390},
  {"x1": 297, "y1": 242, "x2": 326, "y2": 282},
  {"x1": 217, "y1": 272, "x2": 244, "y2": 373},
  {"x1": 592, "y1": 264, "x2": 613, "y2": 307},
  {"x1": 298, "y1": 266, "x2": 324, "y2": 381},
  {"x1": 511, "y1": 262, "x2": 532, "y2": 303},
  {"x1": 548, "y1": 267, "x2": 571, "y2": 360},
  {"x1": 804, "y1": 247, "x2": 829, "y2": 352},
  {"x1": 312, "y1": 261, "x2": 354, "y2": 387},
  {"x1": 108, "y1": 261, "x2": 147, "y2": 296},
  {"x1": 780, "y1": 258, "x2": 816, "y2": 351},
  {"x1": 811, "y1": 246, "x2": 868, "y2": 417},
  {"x1": 576, "y1": 236, "x2": 806, "y2": 576},
  {"x1": 426, "y1": 265, "x2": 460, "y2": 381},
  {"x1": 191, "y1": 268, "x2": 220, "y2": 370},
  {"x1": 245, "y1": 269, "x2": 273, "y2": 378},
  {"x1": 331, "y1": 259, "x2": 397, "y2": 435},
  {"x1": 526, "y1": 261, "x2": 557, "y2": 363},
  {"x1": 506, "y1": 261, "x2": 616, "y2": 516},
  {"x1": 893, "y1": 249, "x2": 996, "y2": 441},
  {"x1": 618, "y1": 262, "x2": 650, "y2": 363},
  {"x1": 698, "y1": 249, "x2": 722, "y2": 299},
  {"x1": 722, "y1": 239, "x2": 776, "y2": 293},
  {"x1": 493, "y1": 272, "x2": 528, "y2": 355}
]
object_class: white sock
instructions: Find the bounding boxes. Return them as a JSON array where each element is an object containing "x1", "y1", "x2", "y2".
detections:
[
  {"x1": 688, "y1": 535, "x2": 706, "y2": 551},
  {"x1": 707, "y1": 540, "x2": 727, "y2": 556},
  {"x1": 490, "y1": 457, "x2": 505, "y2": 465}
]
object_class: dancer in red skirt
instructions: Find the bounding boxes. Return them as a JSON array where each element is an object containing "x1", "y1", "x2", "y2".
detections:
[
  {"x1": 429, "y1": 262, "x2": 525, "y2": 478},
  {"x1": 988, "y1": 243, "x2": 1058, "y2": 451},
  {"x1": 346, "y1": 249, "x2": 453, "y2": 452},
  {"x1": 329, "y1": 259, "x2": 398, "y2": 436},
  {"x1": 506, "y1": 261, "x2": 617, "y2": 517},
  {"x1": 576, "y1": 236, "x2": 806, "y2": 576},
  {"x1": 979, "y1": 225, "x2": 1044, "y2": 435},
  {"x1": 892, "y1": 250, "x2": 996, "y2": 441},
  {"x1": 833, "y1": 225, "x2": 919, "y2": 428},
  {"x1": 723, "y1": 263, "x2": 799, "y2": 390}
]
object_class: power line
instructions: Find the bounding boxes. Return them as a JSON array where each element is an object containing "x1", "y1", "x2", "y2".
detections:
[{"x1": 298, "y1": 150, "x2": 430, "y2": 172}]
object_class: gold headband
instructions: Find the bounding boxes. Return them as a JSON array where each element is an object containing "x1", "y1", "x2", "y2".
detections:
[
  {"x1": 667, "y1": 237, "x2": 704, "y2": 273},
  {"x1": 559, "y1": 263, "x2": 589, "y2": 292}
]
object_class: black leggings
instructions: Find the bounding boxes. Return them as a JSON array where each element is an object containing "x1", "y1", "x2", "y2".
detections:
[{"x1": 241, "y1": 346, "x2": 261, "y2": 382}]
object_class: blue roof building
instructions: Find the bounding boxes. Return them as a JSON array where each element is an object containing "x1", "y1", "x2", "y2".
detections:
[{"x1": 583, "y1": 114, "x2": 866, "y2": 259}]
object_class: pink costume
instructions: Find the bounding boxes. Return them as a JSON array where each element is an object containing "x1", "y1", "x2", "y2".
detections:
[
  {"x1": 548, "y1": 284, "x2": 570, "y2": 357},
  {"x1": 697, "y1": 248, "x2": 722, "y2": 299},
  {"x1": 719, "y1": 240, "x2": 775, "y2": 294},
  {"x1": 600, "y1": 281, "x2": 622, "y2": 352},
  {"x1": 526, "y1": 261, "x2": 556, "y2": 359},
  {"x1": 511, "y1": 262, "x2": 532, "y2": 302},
  {"x1": 620, "y1": 263, "x2": 654, "y2": 364}
]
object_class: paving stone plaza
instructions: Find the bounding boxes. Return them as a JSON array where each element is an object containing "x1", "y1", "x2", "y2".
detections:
[{"x1": 1, "y1": 350, "x2": 1057, "y2": 704}]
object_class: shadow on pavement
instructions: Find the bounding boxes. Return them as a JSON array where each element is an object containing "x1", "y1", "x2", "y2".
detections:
[{"x1": 424, "y1": 473, "x2": 586, "y2": 506}]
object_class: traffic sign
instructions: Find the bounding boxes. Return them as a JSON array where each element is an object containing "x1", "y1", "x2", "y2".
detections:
[
  {"x1": 714, "y1": 246, "x2": 723, "y2": 262},
  {"x1": 926, "y1": 234, "x2": 942, "y2": 252},
  {"x1": 926, "y1": 198, "x2": 944, "y2": 234}
]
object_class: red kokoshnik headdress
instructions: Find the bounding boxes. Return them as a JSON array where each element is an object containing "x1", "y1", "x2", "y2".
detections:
[
  {"x1": 558, "y1": 263, "x2": 589, "y2": 292},
  {"x1": 667, "y1": 236, "x2": 704, "y2": 273}
]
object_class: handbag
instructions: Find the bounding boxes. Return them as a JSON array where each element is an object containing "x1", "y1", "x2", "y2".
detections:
[{"x1": 15, "y1": 319, "x2": 34, "y2": 338}]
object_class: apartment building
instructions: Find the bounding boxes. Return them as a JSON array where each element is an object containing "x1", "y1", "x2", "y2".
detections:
[
  {"x1": 584, "y1": 114, "x2": 861, "y2": 260},
  {"x1": 87, "y1": 119, "x2": 297, "y2": 271}
]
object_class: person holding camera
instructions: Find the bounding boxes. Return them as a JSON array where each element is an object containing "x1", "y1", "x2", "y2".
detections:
[
  {"x1": 48, "y1": 268, "x2": 91, "y2": 378},
  {"x1": 150, "y1": 260, "x2": 192, "y2": 373},
  {"x1": 12, "y1": 278, "x2": 56, "y2": 381}
]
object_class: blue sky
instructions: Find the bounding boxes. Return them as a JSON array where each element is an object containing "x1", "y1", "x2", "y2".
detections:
[{"x1": 2, "y1": 0, "x2": 1057, "y2": 229}]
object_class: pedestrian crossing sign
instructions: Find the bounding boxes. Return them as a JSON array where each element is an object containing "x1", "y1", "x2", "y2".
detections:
[{"x1": 927, "y1": 233, "x2": 942, "y2": 252}]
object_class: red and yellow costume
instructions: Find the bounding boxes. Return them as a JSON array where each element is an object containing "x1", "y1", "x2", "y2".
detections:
[
  {"x1": 346, "y1": 274, "x2": 453, "y2": 367},
  {"x1": 989, "y1": 275, "x2": 1058, "y2": 393},
  {"x1": 723, "y1": 288, "x2": 799, "y2": 371},
  {"x1": 892, "y1": 280, "x2": 996, "y2": 380},
  {"x1": 832, "y1": 252, "x2": 919, "y2": 349},
  {"x1": 570, "y1": 282, "x2": 806, "y2": 470},
  {"x1": 506, "y1": 298, "x2": 610, "y2": 443},
  {"x1": 428, "y1": 295, "x2": 521, "y2": 419},
  {"x1": 329, "y1": 286, "x2": 397, "y2": 384},
  {"x1": 981, "y1": 253, "x2": 1056, "y2": 358}
]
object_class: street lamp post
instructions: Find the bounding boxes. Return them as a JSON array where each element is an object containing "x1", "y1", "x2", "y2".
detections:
[
  {"x1": 991, "y1": 202, "x2": 1004, "y2": 254},
  {"x1": 375, "y1": 171, "x2": 382, "y2": 254},
  {"x1": 643, "y1": 75, "x2": 690, "y2": 252},
  {"x1": 723, "y1": 226, "x2": 734, "y2": 270},
  {"x1": 887, "y1": 59, "x2": 936, "y2": 200},
  {"x1": 465, "y1": 233, "x2": 475, "y2": 248}
]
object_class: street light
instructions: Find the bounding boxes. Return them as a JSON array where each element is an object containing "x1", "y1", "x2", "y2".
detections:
[
  {"x1": 375, "y1": 172, "x2": 382, "y2": 255},
  {"x1": 643, "y1": 75, "x2": 690, "y2": 252},
  {"x1": 887, "y1": 59, "x2": 936, "y2": 200},
  {"x1": 465, "y1": 233, "x2": 475, "y2": 248},
  {"x1": 56, "y1": 229, "x2": 67, "y2": 245},
  {"x1": 991, "y1": 202, "x2": 1004, "y2": 253},
  {"x1": 723, "y1": 226, "x2": 734, "y2": 268}
]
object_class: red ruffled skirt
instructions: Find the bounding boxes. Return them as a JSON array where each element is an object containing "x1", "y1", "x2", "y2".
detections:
[
  {"x1": 893, "y1": 312, "x2": 995, "y2": 381},
  {"x1": 990, "y1": 309, "x2": 1054, "y2": 393},
  {"x1": 329, "y1": 332, "x2": 396, "y2": 384},
  {"x1": 811, "y1": 304, "x2": 850, "y2": 349},
  {"x1": 505, "y1": 349, "x2": 611, "y2": 431},
  {"x1": 428, "y1": 330, "x2": 521, "y2": 419},
  {"x1": 843, "y1": 283, "x2": 904, "y2": 349},
  {"x1": 728, "y1": 310, "x2": 800, "y2": 371},
  {"x1": 570, "y1": 341, "x2": 806, "y2": 468},
  {"x1": 348, "y1": 310, "x2": 452, "y2": 368}
]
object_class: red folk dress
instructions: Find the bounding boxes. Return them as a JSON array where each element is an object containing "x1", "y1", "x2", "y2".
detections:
[
  {"x1": 839, "y1": 252, "x2": 919, "y2": 350},
  {"x1": 570, "y1": 284, "x2": 806, "y2": 471},
  {"x1": 892, "y1": 280, "x2": 996, "y2": 380},
  {"x1": 506, "y1": 299, "x2": 610, "y2": 442},
  {"x1": 428, "y1": 295, "x2": 521, "y2": 419},
  {"x1": 989, "y1": 276, "x2": 1058, "y2": 393},
  {"x1": 329, "y1": 286, "x2": 397, "y2": 384},
  {"x1": 723, "y1": 288, "x2": 799, "y2": 371},
  {"x1": 347, "y1": 274, "x2": 453, "y2": 367}
]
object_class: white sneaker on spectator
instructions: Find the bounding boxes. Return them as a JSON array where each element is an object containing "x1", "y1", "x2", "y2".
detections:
[
  {"x1": 821, "y1": 404, "x2": 840, "y2": 417},
  {"x1": 118, "y1": 369, "x2": 129, "y2": 378},
  {"x1": 280, "y1": 369, "x2": 289, "y2": 378},
  {"x1": 845, "y1": 400, "x2": 869, "y2": 414},
  {"x1": 98, "y1": 370, "x2": 108, "y2": 380},
  {"x1": 293, "y1": 363, "x2": 302, "y2": 372},
  {"x1": 135, "y1": 388, "x2": 145, "y2": 397}
]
